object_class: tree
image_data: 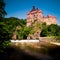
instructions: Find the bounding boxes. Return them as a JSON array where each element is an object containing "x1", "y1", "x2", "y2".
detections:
[
  {"x1": 0, "y1": 0, "x2": 8, "y2": 41},
  {"x1": 36, "y1": 22, "x2": 42, "y2": 29},
  {"x1": 48, "y1": 24, "x2": 57, "y2": 36},
  {"x1": 17, "y1": 26, "x2": 31, "y2": 39},
  {"x1": 3, "y1": 17, "x2": 26, "y2": 40},
  {"x1": 23, "y1": 27, "x2": 31, "y2": 39},
  {"x1": 0, "y1": 0, "x2": 8, "y2": 53},
  {"x1": 0, "y1": 16, "x2": 26, "y2": 52},
  {"x1": 42, "y1": 22, "x2": 47, "y2": 29},
  {"x1": 40, "y1": 22, "x2": 48, "y2": 37},
  {"x1": 40, "y1": 28, "x2": 48, "y2": 37},
  {"x1": 56, "y1": 26, "x2": 60, "y2": 36},
  {"x1": 0, "y1": 0, "x2": 7, "y2": 19},
  {"x1": 17, "y1": 28, "x2": 23, "y2": 40}
]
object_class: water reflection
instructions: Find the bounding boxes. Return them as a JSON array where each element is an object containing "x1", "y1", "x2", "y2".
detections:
[{"x1": 0, "y1": 42, "x2": 60, "y2": 60}]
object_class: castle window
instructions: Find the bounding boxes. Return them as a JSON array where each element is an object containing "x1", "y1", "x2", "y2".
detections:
[{"x1": 34, "y1": 15, "x2": 35, "y2": 17}]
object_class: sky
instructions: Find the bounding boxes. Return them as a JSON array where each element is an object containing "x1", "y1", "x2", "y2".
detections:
[{"x1": 5, "y1": 0, "x2": 60, "y2": 24}]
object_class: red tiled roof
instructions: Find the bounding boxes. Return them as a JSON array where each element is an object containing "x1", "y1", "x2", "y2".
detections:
[
  {"x1": 47, "y1": 15, "x2": 56, "y2": 18},
  {"x1": 27, "y1": 9, "x2": 42, "y2": 15}
]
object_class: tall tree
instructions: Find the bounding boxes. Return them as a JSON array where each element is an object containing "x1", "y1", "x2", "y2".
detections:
[
  {"x1": 0, "y1": 0, "x2": 7, "y2": 19},
  {"x1": 0, "y1": 0, "x2": 7, "y2": 53}
]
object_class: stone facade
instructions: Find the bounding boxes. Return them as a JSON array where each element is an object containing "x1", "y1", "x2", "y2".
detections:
[{"x1": 27, "y1": 6, "x2": 57, "y2": 26}]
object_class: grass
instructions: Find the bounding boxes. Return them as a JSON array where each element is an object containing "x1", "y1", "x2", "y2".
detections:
[{"x1": 47, "y1": 36, "x2": 60, "y2": 38}]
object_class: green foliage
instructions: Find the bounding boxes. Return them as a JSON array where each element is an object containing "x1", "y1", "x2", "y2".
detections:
[
  {"x1": 36, "y1": 22, "x2": 42, "y2": 29},
  {"x1": 0, "y1": 0, "x2": 27, "y2": 53},
  {"x1": 0, "y1": 0, "x2": 7, "y2": 18},
  {"x1": 23, "y1": 27, "x2": 31, "y2": 39},
  {"x1": 40, "y1": 23, "x2": 48, "y2": 37},
  {"x1": 0, "y1": 0, "x2": 9, "y2": 53},
  {"x1": 56, "y1": 26, "x2": 60, "y2": 36},
  {"x1": 40, "y1": 24, "x2": 60, "y2": 37},
  {"x1": 48, "y1": 24, "x2": 57, "y2": 36},
  {"x1": 3, "y1": 17, "x2": 26, "y2": 40},
  {"x1": 17, "y1": 28, "x2": 23, "y2": 40},
  {"x1": 42, "y1": 22, "x2": 47, "y2": 29},
  {"x1": 30, "y1": 29, "x2": 35, "y2": 34},
  {"x1": 0, "y1": 17, "x2": 24, "y2": 40},
  {"x1": 0, "y1": 17, "x2": 26, "y2": 52},
  {"x1": 0, "y1": 23, "x2": 12, "y2": 41},
  {"x1": 17, "y1": 26, "x2": 31, "y2": 39},
  {"x1": 0, "y1": 20, "x2": 12, "y2": 53},
  {"x1": 40, "y1": 28, "x2": 48, "y2": 37}
]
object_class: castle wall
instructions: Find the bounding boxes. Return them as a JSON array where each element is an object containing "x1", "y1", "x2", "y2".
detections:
[{"x1": 27, "y1": 14, "x2": 33, "y2": 26}]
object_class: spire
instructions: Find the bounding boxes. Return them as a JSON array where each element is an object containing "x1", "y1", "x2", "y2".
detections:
[
  {"x1": 31, "y1": 6, "x2": 38, "y2": 11},
  {"x1": 32, "y1": 6, "x2": 36, "y2": 11}
]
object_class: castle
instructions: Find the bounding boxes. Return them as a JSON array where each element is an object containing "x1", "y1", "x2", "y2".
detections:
[{"x1": 27, "y1": 6, "x2": 57, "y2": 26}]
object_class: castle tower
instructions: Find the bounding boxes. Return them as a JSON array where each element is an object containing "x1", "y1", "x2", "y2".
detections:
[{"x1": 27, "y1": 6, "x2": 43, "y2": 26}]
